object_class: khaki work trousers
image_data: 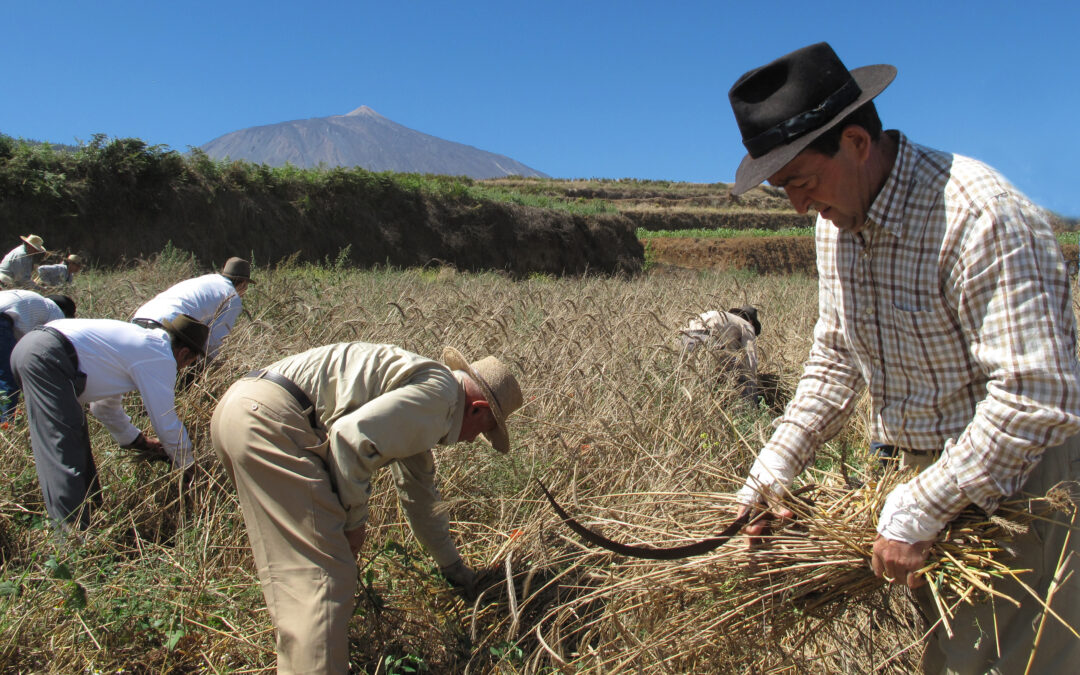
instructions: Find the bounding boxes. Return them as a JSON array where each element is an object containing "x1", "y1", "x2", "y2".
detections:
[
  {"x1": 902, "y1": 434, "x2": 1080, "y2": 674},
  {"x1": 212, "y1": 377, "x2": 355, "y2": 675}
]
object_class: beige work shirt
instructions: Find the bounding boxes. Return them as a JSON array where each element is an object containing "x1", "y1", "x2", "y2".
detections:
[{"x1": 268, "y1": 343, "x2": 466, "y2": 549}]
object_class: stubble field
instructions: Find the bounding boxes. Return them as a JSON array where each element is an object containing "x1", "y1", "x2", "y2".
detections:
[{"x1": 0, "y1": 252, "x2": 933, "y2": 673}]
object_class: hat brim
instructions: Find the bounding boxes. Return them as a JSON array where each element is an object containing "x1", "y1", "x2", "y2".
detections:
[
  {"x1": 731, "y1": 64, "x2": 897, "y2": 196},
  {"x1": 20, "y1": 236, "x2": 46, "y2": 253},
  {"x1": 160, "y1": 317, "x2": 207, "y2": 355},
  {"x1": 442, "y1": 346, "x2": 511, "y2": 453}
]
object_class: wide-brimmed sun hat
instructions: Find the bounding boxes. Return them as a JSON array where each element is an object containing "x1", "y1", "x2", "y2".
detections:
[
  {"x1": 20, "y1": 234, "x2": 46, "y2": 253},
  {"x1": 442, "y1": 346, "x2": 523, "y2": 453},
  {"x1": 161, "y1": 313, "x2": 210, "y2": 355},
  {"x1": 65, "y1": 254, "x2": 84, "y2": 266},
  {"x1": 728, "y1": 42, "x2": 896, "y2": 196},
  {"x1": 221, "y1": 257, "x2": 254, "y2": 284}
]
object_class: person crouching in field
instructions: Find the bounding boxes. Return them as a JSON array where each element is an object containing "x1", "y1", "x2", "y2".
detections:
[
  {"x1": 727, "y1": 42, "x2": 1080, "y2": 673},
  {"x1": 678, "y1": 306, "x2": 761, "y2": 403},
  {"x1": 211, "y1": 343, "x2": 524, "y2": 674},
  {"x1": 0, "y1": 234, "x2": 48, "y2": 288},
  {"x1": 34, "y1": 254, "x2": 84, "y2": 287},
  {"x1": 0, "y1": 290, "x2": 76, "y2": 420},
  {"x1": 10, "y1": 314, "x2": 208, "y2": 531}
]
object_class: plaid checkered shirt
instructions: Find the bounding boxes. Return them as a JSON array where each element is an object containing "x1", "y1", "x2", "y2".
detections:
[{"x1": 740, "y1": 132, "x2": 1080, "y2": 536}]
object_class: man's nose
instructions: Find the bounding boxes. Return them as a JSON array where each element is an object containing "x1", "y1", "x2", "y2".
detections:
[{"x1": 784, "y1": 187, "x2": 811, "y2": 214}]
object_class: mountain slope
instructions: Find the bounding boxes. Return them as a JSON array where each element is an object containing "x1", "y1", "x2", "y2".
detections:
[{"x1": 200, "y1": 106, "x2": 548, "y2": 179}]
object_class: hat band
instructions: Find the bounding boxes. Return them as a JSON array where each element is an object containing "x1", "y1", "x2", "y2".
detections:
[
  {"x1": 743, "y1": 78, "x2": 861, "y2": 159},
  {"x1": 476, "y1": 372, "x2": 504, "y2": 417}
]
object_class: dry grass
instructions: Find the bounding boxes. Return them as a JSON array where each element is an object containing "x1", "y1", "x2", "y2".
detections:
[{"x1": 0, "y1": 255, "x2": 1066, "y2": 673}]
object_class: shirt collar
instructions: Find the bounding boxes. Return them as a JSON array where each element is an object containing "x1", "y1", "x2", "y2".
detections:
[
  {"x1": 441, "y1": 371, "x2": 467, "y2": 445},
  {"x1": 865, "y1": 130, "x2": 914, "y2": 239}
]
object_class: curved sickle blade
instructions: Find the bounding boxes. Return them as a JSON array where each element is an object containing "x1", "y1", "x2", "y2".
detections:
[{"x1": 536, "y1": 477, "x2": 750, "y2": 560}]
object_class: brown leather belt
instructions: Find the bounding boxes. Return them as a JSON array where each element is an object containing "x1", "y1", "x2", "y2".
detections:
[{"x1": 246, "y1": 369, "x2": 319, "y2": 430}]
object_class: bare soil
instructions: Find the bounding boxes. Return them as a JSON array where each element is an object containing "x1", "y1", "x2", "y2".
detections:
[{"x1": 647, "y1": 240, "x2": 1077, "y2": 277}]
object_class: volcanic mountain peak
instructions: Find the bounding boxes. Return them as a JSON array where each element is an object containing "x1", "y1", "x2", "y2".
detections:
[{"x1": 200, "y1": 108, "x2": 547, "y2": 179}]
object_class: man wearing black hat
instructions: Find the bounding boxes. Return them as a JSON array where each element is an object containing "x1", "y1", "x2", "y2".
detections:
[
  {"x1": 10, "y1": 314, "x2": 208, "y2": 531},
  {"x1": 132, "y1": 257, "x2": 253, "y2": 359},
  {"x1": 728, "y1": 43, "x2": 1080, "y2": 672}
]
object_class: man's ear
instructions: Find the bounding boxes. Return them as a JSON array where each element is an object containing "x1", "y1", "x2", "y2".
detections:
[
  {"x1": 471, "y1": 398, "x2": 491, "y2": 411},
  {"x1": 841, "y1": 125, "x2": 872, "y2": 163}
]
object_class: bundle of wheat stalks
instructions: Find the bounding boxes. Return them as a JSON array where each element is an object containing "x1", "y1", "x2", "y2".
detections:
[{"x1": 491, "y1": 467, "x2": 1077, "y2": 672}]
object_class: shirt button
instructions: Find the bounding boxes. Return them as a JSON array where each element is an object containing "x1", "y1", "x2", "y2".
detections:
[
  {"x1": 866, "y1": 307, "x2": 874, "y2": 316},
  {"x1": 250, "y1": 402, "x2": 259, "y2": 411}
]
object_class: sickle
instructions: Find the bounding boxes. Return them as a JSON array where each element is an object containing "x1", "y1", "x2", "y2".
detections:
[{"x1": 537, "y1": 478, "x2": 813, "y2": 560}]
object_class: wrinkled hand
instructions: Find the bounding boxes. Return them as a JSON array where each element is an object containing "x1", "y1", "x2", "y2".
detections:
[
  {"x1": 440, "y1": 560, "x2": 478, "y2": 600},
  {"x1": 737, "y1": 502, "x2": 796, "y2": 548},
  {"x1": 871, "y1": 535, "x2": 933, "y2": 588},
  {"x1": 345, "y1": 524, "x2": 367, "y2": 558}
]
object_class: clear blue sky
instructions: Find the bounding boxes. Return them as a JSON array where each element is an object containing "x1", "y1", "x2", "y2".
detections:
[{"x1": 3, "y1": 1, "x2": 1078, "y2": 216}]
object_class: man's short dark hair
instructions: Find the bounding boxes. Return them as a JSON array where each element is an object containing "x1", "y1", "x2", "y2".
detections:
[
  {"x1": 805, "y1": 101, "x2": 883, "y2": 157},
  {"x1": 46, "y1": 294, "x2": 76, "y2": 318}
]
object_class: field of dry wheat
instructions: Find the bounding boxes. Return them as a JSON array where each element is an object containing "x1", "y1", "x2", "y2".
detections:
[{"x1": 0, "y1": 253, "x2": 949, "y2": 673}]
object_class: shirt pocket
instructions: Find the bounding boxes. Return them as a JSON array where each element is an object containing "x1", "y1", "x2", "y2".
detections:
[{"x1": 880, "y1": 302, "x2": 934, "y2": 377}]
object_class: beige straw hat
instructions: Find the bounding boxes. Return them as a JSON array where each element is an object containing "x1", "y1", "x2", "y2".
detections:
[
  {"x1": 20, "y1": 234, "x2": 46, "y2": 252},
  {"x1": 442, "y1": 346, "x2": 523, "y2": 453}
]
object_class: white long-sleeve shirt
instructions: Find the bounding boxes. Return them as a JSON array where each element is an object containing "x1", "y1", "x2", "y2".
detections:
[
  {"x1": 132, "y1": 274, "x2": 242, "y2": 358},
  {"x1": 47, "y1": 318, "x2": 193, "y2": 468},
  {"x1": 0, "y1": 290, "x2": 64, "y2": 339}
]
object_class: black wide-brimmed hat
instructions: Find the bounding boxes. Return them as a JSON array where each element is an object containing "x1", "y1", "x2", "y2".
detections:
[
  {"x1": 728, "y1": 42, "x2": 896, "y2": 195},
  {"x1": 161, "y1": 313, "x2": 209, "y2": 355},
  {"x1": 221, "y1": 257, "x2": 254, "y2": 284}
]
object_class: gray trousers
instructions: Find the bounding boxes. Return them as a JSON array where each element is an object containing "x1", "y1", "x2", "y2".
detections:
[
  {"x1": 904, "y1": 434, "x2": 1080, "y2": 674},
  {"x1": 10, "y1": 329, "x2": 100, "y2": 530}
]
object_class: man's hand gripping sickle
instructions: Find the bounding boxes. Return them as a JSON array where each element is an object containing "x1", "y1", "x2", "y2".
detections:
[{"x1": 735, "y1": 499, "x2": 796, "y2": 548}]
